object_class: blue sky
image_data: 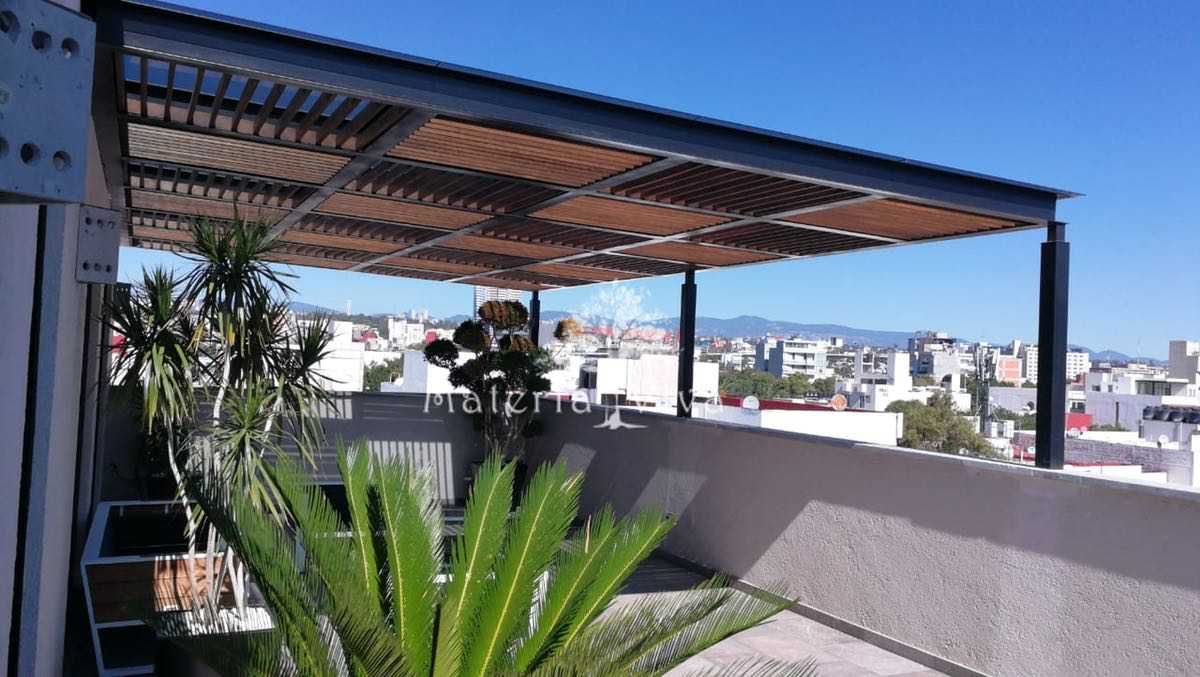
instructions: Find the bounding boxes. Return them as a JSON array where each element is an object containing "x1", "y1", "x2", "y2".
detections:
[{"x1": 120, "y1": 0, "x2": 1199, "y2": 358}]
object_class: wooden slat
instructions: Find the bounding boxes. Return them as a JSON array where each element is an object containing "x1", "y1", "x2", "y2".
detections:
[
  {"x1": 458, "y1": 275, "x2": 545, "y2": 291},
  {"x1": 622, "y1": 241, "x2": 780, "y2": 267},
  {"x1": 279, "y1": 229, "x2": 404, "y2": 254},
  {"x1": 531, "y1": 196, "x2": 729, "y2": 235},
  {"x1": 129, "y1": 190, "x2": 288, "y2": 223},
  {"x1": 440, "y1": 233, "x2": 578, "y2": 260},
  {"x1": 132, "y1": 225, "x2": 194, "y2": 243},
  {"x1": 377, "y1": 256, "x2": 491, "y2": 276},
  {"x1": 525, "y1": 262, "x2": 647, "y2": 282},
  {"x1": 787, "y1": 199, "x2": 1020, "y2": 240},
  {"x1": 389, "y1": 118, "x2": 654, "y2": 187},
  {"x1": 316, "y1": 193, "x2": 488, "y2": 230},
  {"x1": 126, "y1": 123, "x2": 348, "y2": 183}
]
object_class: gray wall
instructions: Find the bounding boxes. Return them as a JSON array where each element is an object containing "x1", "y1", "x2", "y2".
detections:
[
  {"x1": 289, "y1": 392, "x2": 487, "y2": 502},
  {"x1": 526, "y1": 407, "x2": 1200, "y2": 677},
  {"x1": 100, "y1": 392, "x2": 488, "y2": 504}
]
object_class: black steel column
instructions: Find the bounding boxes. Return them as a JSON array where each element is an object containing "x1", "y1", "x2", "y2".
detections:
[
  {"x1": 677, "y1": 269, "x2": 697, "y2": 417},
  {"x1": 1035, "y1": 222, "x2": 1069, "y2": 469},
  {"x1": 529, "y1": 290, "x2": 541, "y2": 345}
]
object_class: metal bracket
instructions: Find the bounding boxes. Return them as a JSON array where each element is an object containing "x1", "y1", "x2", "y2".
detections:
[
  {"x1": 76, "y1": 205, "x2": 120, "y2": 283},
  {"x1": 0, "y1": 0, "x2": 96, "y2": 204}
]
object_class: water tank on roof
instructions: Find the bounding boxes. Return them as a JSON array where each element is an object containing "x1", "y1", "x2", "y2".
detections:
[
  {"x1": 1168, "y1": 410, "x2": 1185, "y2": 423},
  {"x1": 1185, "y1": 412, "x2": 1200, "y2": 425}
]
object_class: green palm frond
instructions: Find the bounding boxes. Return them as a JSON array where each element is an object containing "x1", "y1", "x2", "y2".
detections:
[
  {"x1": 164, "y1": 450, "x2": 812, "y2": 676},
  {"x1": 514, "y1": 507, "x2": 619, "y2": 672},
  {"x1": 462, "y1": 462, "x2": 579, "y2": 676},
  {"x1": 432, "y1": 455, "x2": 514, "y2": 677},
  {"x1": 373, "y1": 456, "x2": 442, "y2": 675}
]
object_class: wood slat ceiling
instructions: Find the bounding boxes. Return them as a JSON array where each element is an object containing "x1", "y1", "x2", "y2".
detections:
[
  {"x1": 346, "y1": 162, "x2": 563, "y2": 214},
  {"x1": 570, "y1": 253, "x2": 694, "y2": 276},
  {"x1": 126, "y1": 123, "x2": 348, "y2": 184},
  {"x1": 691, "y1": 222, "x2": 879, "y2": 256},
  {"x1": 785, "y1": 199, "x2": 1023, "y2": 240},
  {"x1": 360, "y1": 265, "x2": 458, "y2": 281},
  {"x1": 524, "y1": 262, "x2": 647, "y2": 282},
  {"x1": 388, "y1": 118, "x2": 656, "y2": 187},
  {"x1": 121, "y1": 54, "x2": 406, "y2": 151},
  {"x1": 288, "y1": 215, "x2": 443, "y2": 249},
  {"x1": 377, "y1": 256, "x2": 492, "y2": 276},
  {"x1": 126, "y1": 160, "x2": 313, "y2": 209},
  {"x1": 128, "y1": 190, "x2": 288, "y2": 223},
  {"x1": 315, "y1": 193, "x2": 490, "y2": 230},
  {"x1": 111, "y1": 55, "x2": 1043, "y2": 291},
  {"x1": 622, "y1": 241, "x2": 781, "y2": 267},
  {"x1": 531, "y1": 196, "x2": 730, "y2": 235},
  {"x1": 440, "y1": 233, "x2": 579, "y2": 260},
  {"x1": 477, "y1": 217, "x2": 648, "y2": 251},
  {"x1": 459, "y1": 275, "x2": 546, "y2": 292},
  {"x1": 609, "y1": 162, "x2": 867, "y2": 216}
]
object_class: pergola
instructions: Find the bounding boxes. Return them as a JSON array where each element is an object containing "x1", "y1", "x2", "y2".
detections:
[{"x1": 89, "y1": 0, "x2": 1076, "y2": 466}]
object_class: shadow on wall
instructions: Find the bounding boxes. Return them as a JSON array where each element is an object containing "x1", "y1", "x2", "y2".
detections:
[{"x1": 524, "y1": 404, "x2": 1200, "y2": 676}]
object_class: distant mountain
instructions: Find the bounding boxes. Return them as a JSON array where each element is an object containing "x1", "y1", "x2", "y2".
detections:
[
  {"x1": 543, "y1": 311, "x2": 915, "y2": 348},
  {"x1": 1071, "y1": 345, "x2": 1166, "y2": 366},
  {"x1": 288, "y1": 301, "x2": 336, "y2": 314}
]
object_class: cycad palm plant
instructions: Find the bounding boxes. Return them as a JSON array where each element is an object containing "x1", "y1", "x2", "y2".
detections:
[{"x1": 164, "y1": 446, "x2": 816, "y2": 676}]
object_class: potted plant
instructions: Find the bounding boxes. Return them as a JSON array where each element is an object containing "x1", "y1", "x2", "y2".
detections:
[
  {"x1": 83, "y1": 219, "x2": 335, "y2": 674},
  {"x1": 424, "y1": 300, "x2": 554, "y2": 493},
  {"x1": 156, "y1": 443, "x2": 818, "y2": 676}
]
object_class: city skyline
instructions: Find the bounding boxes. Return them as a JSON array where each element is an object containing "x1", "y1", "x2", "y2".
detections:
[
  {"x1": 121, "y1": 245, "x2": 1179, "y2": 359},
  {"x1": 116, "y1": 0, "x2": 1197, "y2": 358}
]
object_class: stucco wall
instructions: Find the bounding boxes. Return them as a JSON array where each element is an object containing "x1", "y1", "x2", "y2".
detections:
[{"x1": 526, "y1": 407, "x2": 1200, "y2": 677}]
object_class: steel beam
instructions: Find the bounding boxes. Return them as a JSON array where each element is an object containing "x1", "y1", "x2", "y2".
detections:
[
  {"x1": 528, "y1": 290, "x2": 540, "y2": 345},
  {"x1": 676, "y1": 268, "x2": 697, "y2": 418},
  {"x1": 1035, "y1": 222, "x2": 1069, "y2": 469}
]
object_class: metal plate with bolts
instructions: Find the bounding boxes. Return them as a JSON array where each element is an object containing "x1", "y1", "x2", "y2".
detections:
[
  {"x1": 0, "y1": 0, "x2": 95, "y2": 204},
  {"x1": 76, "y1": 205, "x2": 120, "y2": 283}
]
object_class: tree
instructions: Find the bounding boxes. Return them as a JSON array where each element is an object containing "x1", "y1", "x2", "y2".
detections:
[
  {"x1": 574, "y1": 284, "x2": 665, "y2": 356},
  {"x1": 992, "y1": 406, "x2": 1036, "y2": 430},
  {"x1": 886, "y1": 393, "x2": 1003, "y2": 459},
  {"x1": 424, "y1": 300, "x2": 552, "y2": 460},
  {"x1": 811, "y1": 376, "x2": 837, "y2": 399},
  {"x1": 161, "y1": 446, "x2": 817, "y2": 676},
  {"x1": 1090, "y1": 423, "x2": 1127, "y2": 432},
  {"x1": 364, "y1": 357, "x2": 405, "y2": 392}
]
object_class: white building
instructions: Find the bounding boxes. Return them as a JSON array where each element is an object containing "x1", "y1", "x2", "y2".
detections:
[
  {"x1": 384, "y1": 349, "x2": 475, "y2": 395},
  {"x1": 386, "y1": 316, "x2": 427, "y2": 349},
  {"x1": 1169, "y1": 340, "x2": 1200, "y2": 384},
  {"x1": 755, "y1": 338, "x2": 832, "y2": 378},
  {"x1": 838, "y1": 349, "x2": 972, "y2": 412},
  {"x1": 704, "y1": 403, "x2": 902, "y2": 446},
  {"x1": 1023, "y1": 345, "x2": 1092, "y2": 384},
  {"x1": 583, "y1": 354, "x2": 719, "y2": 407},
  {"x1": 304, "y1": 319, "x2": 365, "y2": 392},
  {"x1": 473, "y1": 285, "x2": 520, "y2": 313}
]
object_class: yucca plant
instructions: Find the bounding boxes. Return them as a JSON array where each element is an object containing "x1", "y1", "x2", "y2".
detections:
[{"x1": 161, "y1": 445, "x2": 816, "y2": 676}]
